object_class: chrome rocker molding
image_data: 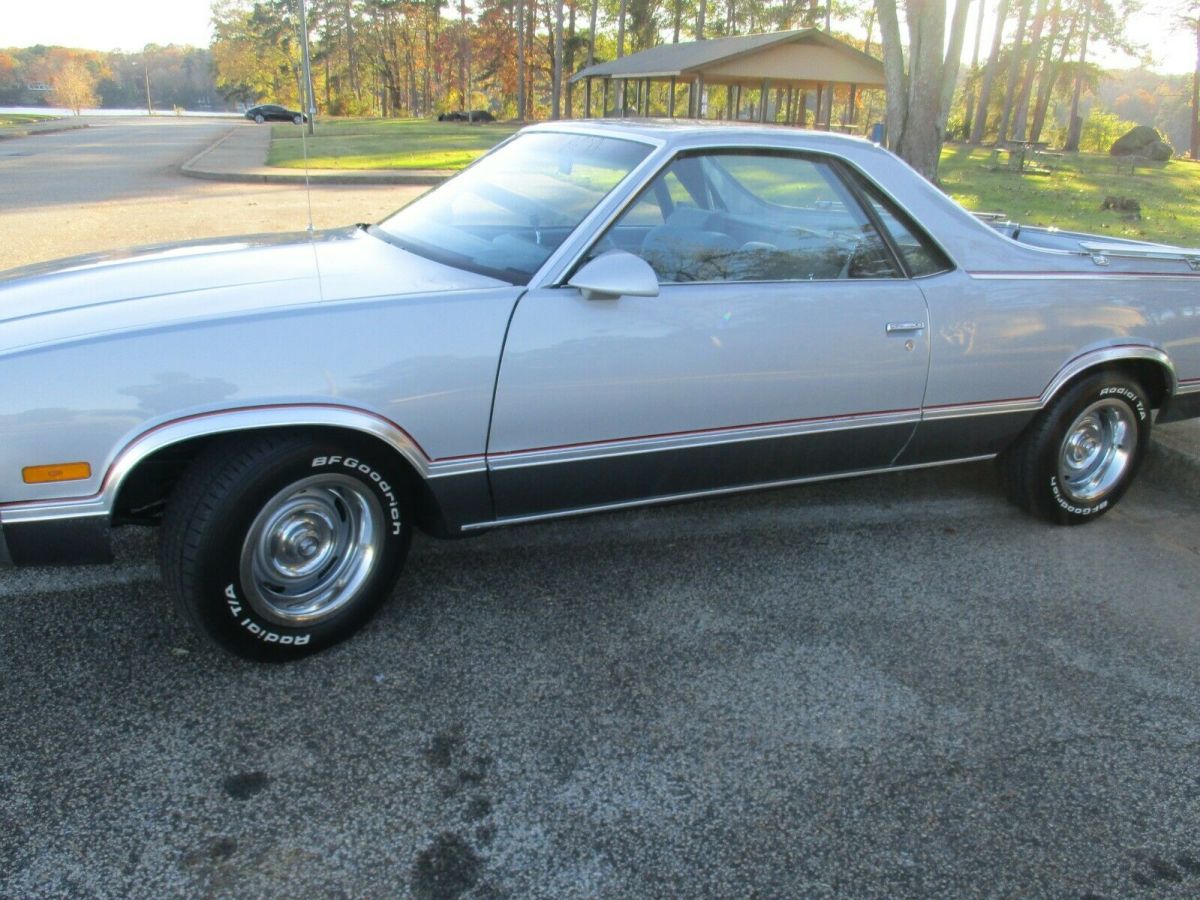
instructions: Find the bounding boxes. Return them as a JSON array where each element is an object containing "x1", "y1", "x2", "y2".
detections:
[{"x1": 0, "y1": 404, "x2": 485, "y2": 526}]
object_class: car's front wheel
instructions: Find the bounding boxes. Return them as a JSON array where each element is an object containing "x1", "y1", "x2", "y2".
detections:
[
  {"x1": 254, "y1": 113, "x2": 265, "y2": 123},
  {"x1": 1000, "y1": 371, "x2": 1150, "y2": 524},
  {"x1": 292, "y1": 114, "x2": 303, "y2": 124},
  {"x1": 160, "y1": 433, "x2": 412, "y2": 660}
]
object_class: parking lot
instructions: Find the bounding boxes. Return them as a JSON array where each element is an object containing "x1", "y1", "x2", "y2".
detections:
[{"x1": 2, "y1": 119, "x2": 1199, "y2": 898}]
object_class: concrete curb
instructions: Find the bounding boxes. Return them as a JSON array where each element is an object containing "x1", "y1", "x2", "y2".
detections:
[
  {"x1": 181, "y1": 166, "x2": 449, "y2": 186},
  {"x1": 177, "y1": 125, "x2": 238, "y2": 175},
  {"x1": 178, "y1": 126, "x2": 451, "y2": 186},
  {"x1": 0, "y1": 122, "x2": 90, "y2": 140}
]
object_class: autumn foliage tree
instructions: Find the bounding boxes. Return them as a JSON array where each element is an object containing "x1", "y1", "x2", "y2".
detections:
[{"x1": 51, "y1": 58, "x2": 101, "y2": 114}]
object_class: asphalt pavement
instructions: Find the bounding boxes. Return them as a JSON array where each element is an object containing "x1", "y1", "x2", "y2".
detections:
[{"x1": 1, "y1": 118, "x2": 1199, "y2": 899}]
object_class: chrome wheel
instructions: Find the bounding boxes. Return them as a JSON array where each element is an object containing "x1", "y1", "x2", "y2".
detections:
[
  {"x1": 240, "y1": 474, "x2": 386, "y2": 626},
  {"x1": 1056, "y1": 399, "x2": 1137, "y2": 503}
]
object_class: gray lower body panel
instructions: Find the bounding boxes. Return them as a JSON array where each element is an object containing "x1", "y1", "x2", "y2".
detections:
[
  {"x1": 1, "y1": 516, "x2": 114, "y2": 567},
  {"x1": 489, "y1": 423, "x2": 917, "y2": 520}
]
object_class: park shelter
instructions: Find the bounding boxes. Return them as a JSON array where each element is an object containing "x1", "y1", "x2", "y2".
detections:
[{"x1": 569, "y1": 29, "x2": 885, "y2": 130}]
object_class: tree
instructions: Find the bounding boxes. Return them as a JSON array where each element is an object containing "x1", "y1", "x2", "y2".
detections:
[
  {"x1": 969, "y1": 0, "x2": 1010, "y2": 142},
  {"x1": 961, "y1": 0, "x2": 988, "y2": 140},
  {"x1": 1010, "y1": 0, "x2": 1049, "y2": 141},
  {"x1": 874, "y1": 0, "x2": 973, "y2": 180},
  {"x1": 551, "y1": 0, "x2": 564, "y2": 117},
  {"x1": 996, "y1": 0, "x2": 1032, "y2": 143},
  {"x1": 1063, "y1": 0, "x2": 1092, "y2": 150},
  {"x1": 52, "y1": 59, "x2": 99, "y2": 114},
  {"x1": 1180, "y1": 1, "x2": 1200, "y2": 158}
]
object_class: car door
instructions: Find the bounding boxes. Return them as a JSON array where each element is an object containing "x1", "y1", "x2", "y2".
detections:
[{"x1": 486, "y1": 149, "x2": 932, "y2": 520}]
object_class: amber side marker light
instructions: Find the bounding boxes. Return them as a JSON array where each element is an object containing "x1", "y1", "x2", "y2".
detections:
[{"x1": 22, "y1": 462, "x2": 92, "y2": 484}]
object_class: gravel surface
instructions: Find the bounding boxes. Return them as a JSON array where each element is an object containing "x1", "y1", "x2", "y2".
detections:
[{"x1": 3, "y1": 467, "x2": 1200, "y2": 898}]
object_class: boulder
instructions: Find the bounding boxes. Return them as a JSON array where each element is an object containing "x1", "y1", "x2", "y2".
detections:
[{"x1": 1109, "y1": 125, "x2": 1173, "y2": 161}]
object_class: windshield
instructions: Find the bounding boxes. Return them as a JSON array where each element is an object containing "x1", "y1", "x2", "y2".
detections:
[{"x1": 376, "y1": 131, "x2": 653, "y2": 282}]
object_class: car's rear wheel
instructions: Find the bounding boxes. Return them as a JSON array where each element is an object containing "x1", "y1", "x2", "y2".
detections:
[
  {"x1": 254, "y1": 113, "x2": 265, "y2": 123},
  {"x1": 160, "y1": 433, "x2": 412, "y2": 660},
  {"x1": 999, "y1": 371, "x2": 1150, "y2": 524}
]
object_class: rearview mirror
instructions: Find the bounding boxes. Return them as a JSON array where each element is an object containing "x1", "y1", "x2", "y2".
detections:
[{"x1": 567, "y1": 250, "x2": 659, "y2": 301}]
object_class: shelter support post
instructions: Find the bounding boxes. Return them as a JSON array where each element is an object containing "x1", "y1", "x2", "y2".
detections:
[
  {"x1": 669, "y1": 76, "x2": 677, "y2": 118},
  {"x1": 759, "y1": 78, "x2": 770, "y2": 122}
]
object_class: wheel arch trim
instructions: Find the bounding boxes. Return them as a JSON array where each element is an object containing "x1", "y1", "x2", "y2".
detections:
[
  {"x1": 1039, "y1": 345, "x2": 1177, "y2": 408},
  {"x1": 0, "y1": 404, "x2": 484, "y2": 525}
]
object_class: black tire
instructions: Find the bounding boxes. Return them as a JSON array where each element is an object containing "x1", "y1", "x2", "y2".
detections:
[
  {"x1": 999, "y1": 371, "x2": 1151, "y2": 525},
  {"x1": 160, "y1": 433, "x2": 412, "y2": 661},
  {"x1": 254, "y1": 113, "x2": 265, "y2": 123},
  {"x1": 292, "y1": 114, "x2": 303, "y2": 124}
]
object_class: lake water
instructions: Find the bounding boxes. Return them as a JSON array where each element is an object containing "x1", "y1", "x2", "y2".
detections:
[{"x1": 0, "y1": 106, "x2": 241, "y2": 118}]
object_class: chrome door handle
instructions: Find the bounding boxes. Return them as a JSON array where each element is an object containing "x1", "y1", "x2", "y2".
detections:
[{"x1": 886, "y1": 322, "x2": 926, "y2": 334}]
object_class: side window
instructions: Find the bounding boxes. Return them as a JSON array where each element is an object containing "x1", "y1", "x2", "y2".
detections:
[
  {"x1": 857, "y1": 182, "x2": 953, "y2": 277},
  {"x1": 595, "y1": 151, "x2": 902, "y2": 284}
]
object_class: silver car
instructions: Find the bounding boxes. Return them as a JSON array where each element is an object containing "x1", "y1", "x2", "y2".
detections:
[{"x1": 1, "y1": 121, "x2": 1197, "y2": 659}]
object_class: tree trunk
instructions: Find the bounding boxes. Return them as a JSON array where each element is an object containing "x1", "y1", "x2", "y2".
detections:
[
  {"x1": 969, "y1": 0, "x2": 1011, "y2": 143},
  {"x1": 996, "y1": 0, "x2": 1032, "y2": 144},
  {"x1": 875, "y1": 0, "x2": 909, "y2": 150},
  {"x1": 673, "y1": 0, "x2": 682, "y2": 42},
  {"x1": 938, "y1": 0, "x2": 974, "y2": 138},
  {"x1": 1192, "y1": 17, "x2": 1200, "y2": 159},
  {"x1": 1029, "y1": 0, "x2": 1070, "y2": 144},
  {"x1": 696, "y1": 0, "x2": 706, "y2": 40},
  {"x1": 344, "y1": 0, "x2": 359, "y2": 101},
  {"x1": 517, "y1": 0, "x2": 527, "y2": 118},
  {"x1": 961, "y1": 0, "x2": 987, "y2": 140},
  {"x1": 1011, "y1": 0, "x2": 1048, "y2": 141},
  {"x1": 617, "y1": 0, "x2": 627, "y2": 57},
  {"x1": 587, "y1": 0, "x2": 598, "y2": 66},
  {"x1": 552, "y1": 0, "x2": 564, "y2": 119},
  {"x1": 566, "y1": 2, "x2": 577, "y2": 117},
  {"x1": 1063, "y1": 0, "x2": 1091, "y2": 152}
]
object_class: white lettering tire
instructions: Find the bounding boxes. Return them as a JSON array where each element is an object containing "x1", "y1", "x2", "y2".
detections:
[
  {"x1": 999, "y1": 372, "x2": 1150, "y2": 525},
  {"x1": 160, "y1": 433, "x2": 412, "y2": 660}
]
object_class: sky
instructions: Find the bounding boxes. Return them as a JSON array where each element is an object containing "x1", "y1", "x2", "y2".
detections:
[{"x1": 4, "y1": 0, "x2": 1198, "y2": 75}]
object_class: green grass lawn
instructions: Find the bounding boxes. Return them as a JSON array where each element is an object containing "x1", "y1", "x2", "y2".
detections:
[
  {"x1": 0, "y1": 113, "x2": 57, "y2": 127},
  {"x1": 938, "y1": 144, "x2": 1200, "y2": 248},
  {"x1": 268, "y1": 121, "x2": 1200, "y2": 247},
  {"x1": 267, "y1": 117, "x2": 519, "y2": 170}
]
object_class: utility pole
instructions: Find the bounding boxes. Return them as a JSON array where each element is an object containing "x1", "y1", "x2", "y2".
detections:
[
  {"x1": 142, "y1": 61, "x2": 153, "y2": 116},
  {"x1": 298, "y1": 0, "x2": 316, "y2": 134}
]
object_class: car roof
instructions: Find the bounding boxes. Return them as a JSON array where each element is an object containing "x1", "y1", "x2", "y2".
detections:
[{"x1": 522, "y1": 118, "x2": 877, "y2": 154}]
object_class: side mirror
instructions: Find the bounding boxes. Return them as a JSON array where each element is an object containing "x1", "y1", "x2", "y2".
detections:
[{"x1": 567, "y1": 250, "x2": 659, "y2": 300}]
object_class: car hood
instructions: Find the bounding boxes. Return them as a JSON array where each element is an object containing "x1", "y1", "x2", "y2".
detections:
[{"x1": 0, "y1": 227, "x2": 508, "y2": 355}]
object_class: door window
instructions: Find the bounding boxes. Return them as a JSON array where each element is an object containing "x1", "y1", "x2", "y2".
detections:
[{"x1": 593, "y1": 151, "x2": 902, "y2": 283}]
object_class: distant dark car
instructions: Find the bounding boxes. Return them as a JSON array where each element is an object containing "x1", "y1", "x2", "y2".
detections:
[
  {"x1": 245, "y1": 104, "x2": 307, "y2": 124},
  {"x1": 437, "y1": 109, "x2": 495, "y2": 123}
]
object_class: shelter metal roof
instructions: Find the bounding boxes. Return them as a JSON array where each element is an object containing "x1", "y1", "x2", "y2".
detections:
[{"x1": 569, "y1": 28, "x2": 884, "y2": 87}]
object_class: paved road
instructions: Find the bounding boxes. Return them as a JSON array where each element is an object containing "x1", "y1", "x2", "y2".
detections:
[
  {"x1": 3, "y1": 467, "x2": 1200, "y2": 898},
  {"x1": 0, "y1": 117, "x2": 424, "y2": 271},
  {"x1": 2, "y1": 118, "x2": 1200, "y2": 898}
]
